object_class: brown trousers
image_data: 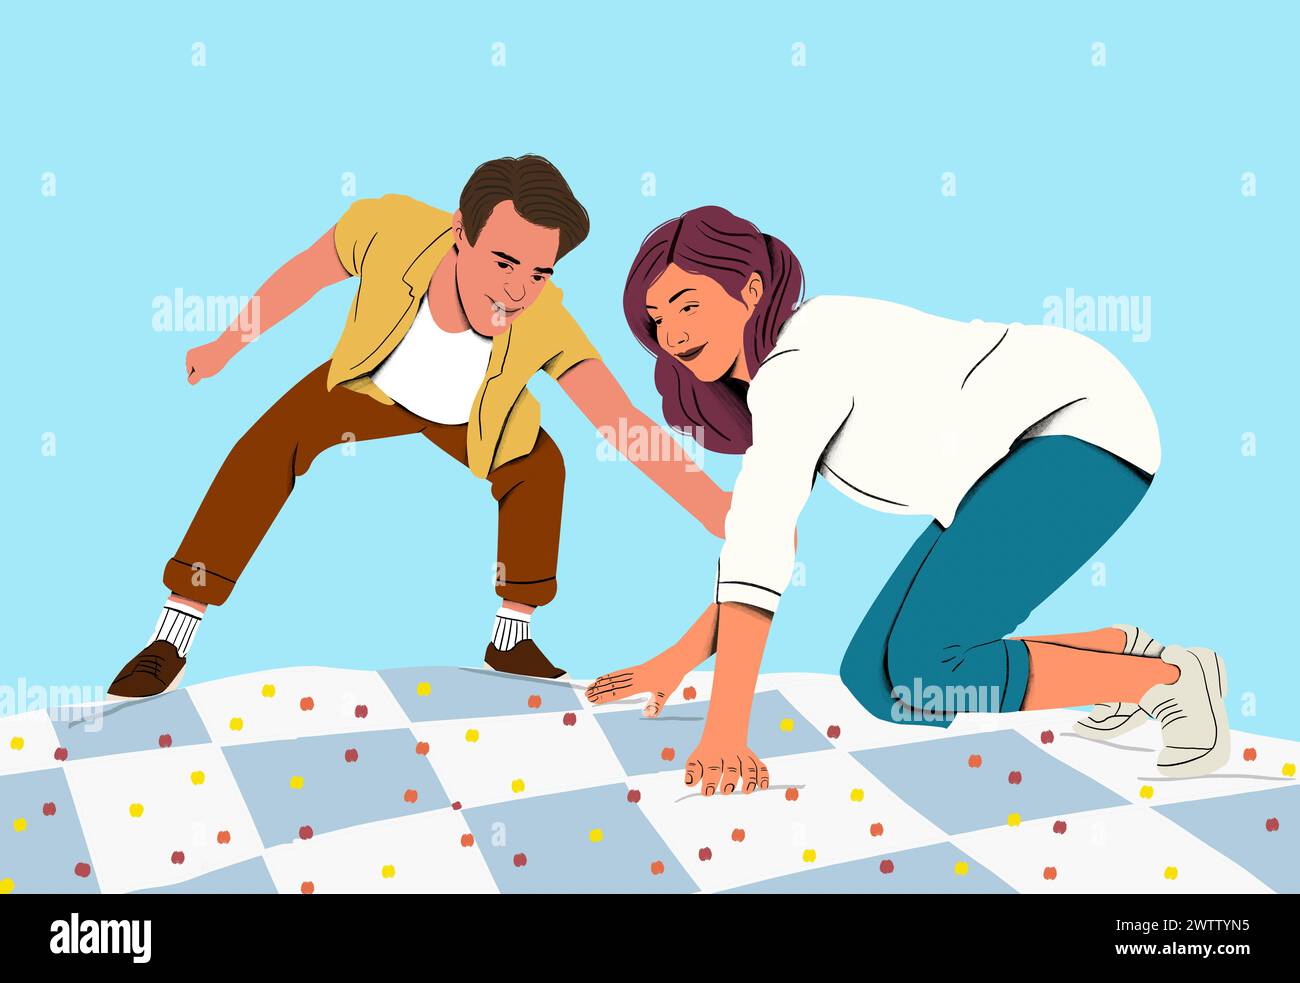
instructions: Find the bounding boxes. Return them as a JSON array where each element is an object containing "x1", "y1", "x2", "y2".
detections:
[{"x1": 164, "y1": 362, "x2": 565, "y2": 608}]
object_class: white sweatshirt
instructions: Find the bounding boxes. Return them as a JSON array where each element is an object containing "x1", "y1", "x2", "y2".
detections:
[{"x1": 715, "y1": 295, "x2": 1161, "y2": 613}]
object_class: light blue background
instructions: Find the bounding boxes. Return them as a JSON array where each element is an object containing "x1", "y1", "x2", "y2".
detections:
[{"x1": 3, "y1": 3, "x2": 1295, "y2": 737}]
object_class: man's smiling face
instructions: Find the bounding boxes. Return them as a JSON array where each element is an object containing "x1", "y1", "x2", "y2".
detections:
[{"x1": 453, "y1": 200, "x2": 560, "y2": 337}]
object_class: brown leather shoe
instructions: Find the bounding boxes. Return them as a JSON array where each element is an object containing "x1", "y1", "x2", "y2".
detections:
[
  {"x1": 107, "y1": 640, "x2": 187, "y2": 699},
  {"x1": 484, "y1": 639, "x2": 566, "y2": 679}
]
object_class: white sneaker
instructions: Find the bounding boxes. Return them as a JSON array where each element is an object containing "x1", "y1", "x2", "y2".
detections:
[
  {"x1": 1071, "y1": 625, "x2": 1163, "y2": 742},
  {"x1": 1139, "y1": 645, "x2": 1230, "y2": 778}
]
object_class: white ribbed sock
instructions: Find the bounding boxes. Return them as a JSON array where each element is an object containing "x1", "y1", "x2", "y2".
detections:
[
  {"x1": 151, "y1": 598, "x2": 203, "y2": 657},
  {"x1": 492, "y1": 607, "x2": 532, "y2": 651}
]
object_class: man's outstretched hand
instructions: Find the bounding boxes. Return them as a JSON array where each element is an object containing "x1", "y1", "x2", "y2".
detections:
[{"x1": 185, "y1": 336, "x2": 237, "y2": 385}]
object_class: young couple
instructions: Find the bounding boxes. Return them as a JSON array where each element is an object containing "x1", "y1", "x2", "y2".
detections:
[{"x1": 111, "y1": 154, "x2": 1230, "y2": 791}]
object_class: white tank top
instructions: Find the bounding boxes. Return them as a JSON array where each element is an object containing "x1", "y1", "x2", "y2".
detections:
[{"x1": 371, "y1": 294, "x2": 493, "y2": 424}]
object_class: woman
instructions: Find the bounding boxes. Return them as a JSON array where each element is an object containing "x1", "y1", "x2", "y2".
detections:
[{"x1": 586, "y1": 206, "x2": 1229, "y2": 791}]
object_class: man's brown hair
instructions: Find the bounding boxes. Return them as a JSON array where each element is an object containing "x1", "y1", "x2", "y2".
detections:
[{"x1": 459, "y1": 155, "x2": 590, "y2": 261}]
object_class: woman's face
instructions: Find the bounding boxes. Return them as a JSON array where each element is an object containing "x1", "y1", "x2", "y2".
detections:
[{"x1": 645, "y1": 263, "x2": 764, "y2": 382}]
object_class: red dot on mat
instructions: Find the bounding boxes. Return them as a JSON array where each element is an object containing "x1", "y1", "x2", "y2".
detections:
[
  {"x1": 870, "y1": 822, "x2": 884, "y2": 837},
  {"x1": 698, "y1": 847, "x2": 713, "y2": 861},
  {"x1": 54, "y1": 747, "x2": 69, "y2": 762},
  {"x1": 513, "y1": 853, "x2": 527, "y2": 868},
  {"x1": 344, "y1": 748, "x2": 359, "y2": 763},
  {"x1": 650, "y1": 860, "x2": 666, "y2": 876},
  {"x1": 682, "y1": 687, "x2": 697, "y2": 701},
  {"x1": 1040, "y1": 730, "x2": 1055, "y2": 744},
  {"x1": 1053, "y1": 820, "x2": 1068, "y2": 834},
  {"x1": 354, "y1": 704, "x2": 368, "y2": 719},
  {"x1": 74, "y1": 862, "x2": 91, "y2": 878},
  {"x1": 661, "y1": 747, "x2": 675, "y2": 762},
  {"x1": 1043, "y1": 866, "x2": 1058, "y2": 880},
  {"x1": 563, "y1": 712, "x2": 577, "y2": 726},
  {"x1": 301, "y1": 881, "x2": 315, "y2": 895},
  {"x1": 158, "y1": 734, "x2": 173, "y2": 749},
  {"x1": 216, "y1": 830, "x2": 231, "y2": 845},
  {"x1": 827, "y1": 725, "x2": 842, "y2": 739},
  {"x1": 1244, "y1": 747, "x2": 1258, "y2": 762},
  {"x1": 415, "y1": 741, "x2": 430, "y2": 755},
  {"x1": 298, "y1": 826, "x2": 313, "y2": 840},
  {"x1": 42, "y1": 802, "x2": 56, "y2": 817},
  {"x1": 527, "y1": 694, "x2": 542, "y2": 709},
  {"x1": 785, "y1": 788, "x2": 799, "y2": 802},
  {"x1": 968, "y1": 754, "x2": 982, "y2": 768},
  {"x1": 299, "y1": 697, "x2": 314, "y2": 712},
  {"x1": 460, "y1": 833, "x2": 475, "y2": 847},
  {"x1": 452, "y1": 801, "x2": 462, "y2": 811},
  {"x1": 1008, "y1": 771, "x2": 1023, "y2": 785},
  {"x1": 1266, "y1": 817, "x2": 1280, "y2": 832},
  {"x1": 626, "y1": 789, "x2": 642, "y2": 804},
  {"x1": 170, "y1": 851, "x2": 185, "y2": 865},
  {"x1": 403, "y1": 789, "x2": 418, "y2": 804},
  {"x1": 731, "y1": 828, "x2": 746, "y2": 843},
  {"x1": 879, "y1": 859, "x2": 895, "y2": 874}
]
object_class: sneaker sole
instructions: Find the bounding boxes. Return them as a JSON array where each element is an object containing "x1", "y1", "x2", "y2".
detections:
[
  {"x1": 482, "y1": 661, "x2": 569, "y2": 681},
  {"x1": 1155, "y1": 647, "x2": 1230, "y2": 778},
  {"x1": 1072, "y1": 706, "x2": 1149, "y2": 742}
]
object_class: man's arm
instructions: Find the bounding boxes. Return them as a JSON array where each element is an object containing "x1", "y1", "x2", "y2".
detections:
[
  {"x1": 185, "y1": 226, "x2": 351, "y2": 384},
  {"x1": 556, "y1": 357, "x2": 730, "y2": 537}
]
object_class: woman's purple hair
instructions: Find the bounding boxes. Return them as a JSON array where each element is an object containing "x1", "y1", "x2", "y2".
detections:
[{"x1": 623, "y1": 206, "x2": 804, "y2": 454}]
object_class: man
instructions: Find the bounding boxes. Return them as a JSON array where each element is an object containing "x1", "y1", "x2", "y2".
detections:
[{"x1": 109, "y1": 155, "x2": 729, "y2": 696}]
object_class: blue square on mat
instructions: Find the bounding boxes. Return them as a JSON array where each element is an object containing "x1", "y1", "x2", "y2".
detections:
[
  {"x1": 222, "y1": 728, "x2": 448, "y2": 847},
  {"x1": 851, "y1": 728, "x2": 1125, "y2": 835},
  {"x1": 135, "y1": 857, "x2": 278, "y2": 894},
  {"x1": 0, "y1": 768, "x2": 100, "y2": 893},
  {"x1": 379, "y1": 666, "x2": 581, "y2": 721},
  {"x1": 49, "y1": 691, "x2": 210, "y2": 761},
  {"x1": 726, "y1": 841, "x2": 1013, "y2": 893},
  {"x1": 1156, "y1": 783, "x2": 1300, "y2": 892},
  {"x1": 462, "y1": 783, "x2": 697, "y2": 893},
  {"x1": 596, "y1": 689, "x2": 832, "y2": 776}
]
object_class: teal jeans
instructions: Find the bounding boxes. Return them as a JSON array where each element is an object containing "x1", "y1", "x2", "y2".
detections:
[{"x1": 838, "y1": 436, "x2": 1153, "y2": 727}]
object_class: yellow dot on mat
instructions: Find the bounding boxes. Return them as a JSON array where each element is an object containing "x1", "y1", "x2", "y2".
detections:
[
  {"x1": 779, "y1": 718, "x2": 795, "y2": 733},
  {"x1": 381, "y1": 864, "x2": 396, "y2": 879},
  {"x1": 229, "y1": 718, "x2": 244, "y2": 732},
  {"x1": 589, "y1": 828, "x2": 603, "y2": 843},
  {"x1": 1007, "y1": 813, "x2": 1021, "y2": 827},
  {"x1": 129, "y1": 803, "x2": 144, "y2": 818},
  {"x1": 511, "y1": 778, "x2": 525, "y2": 794},
  {"x1": 465, "y1": 729, "x2": 480, "y2": 743},
  {"x1": 190, "y1": 771, "x2": 205, "y2": 786},
  {"x1": 1139, "y1": 785, "x2": 1155, "y2": 800},
  {"x1": 0, "y1": 878, "x2": 13, "y2": 894},
  {"x1": 416, "y1": 682, "x2": 431, "y2": 697},
  {"x1": 290, "y1": 775, "x2": 304, "y2": 790},
  {"x1": 1164, "y1": 866, "x2": 1178, "y2": 880},
  {"x1": 954, "y1": 861, "x2": 970, "y2": 876},
  {"x1": 850, "y1": 788, "x2": 865, "y2": 802},
  {"x1": 9, "y1": 737, "x2": 23, "y2": 751},
  {"x1": 261, "y1": 684, "x2": 276, "y2": 698},
  {"x1": 12, "y1": 819, "x2": 27, "y2": 833},
  {"x1": 1283, "y1": 762, "x2": 1296, "y2": 778},
  {"x1": 802, "y1": 849, "x2": 817, "y2": 863}
]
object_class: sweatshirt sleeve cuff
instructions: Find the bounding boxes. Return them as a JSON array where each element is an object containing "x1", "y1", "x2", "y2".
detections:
[{"x1": 715, "y1": 579, "x2": 782, "y2": 614}]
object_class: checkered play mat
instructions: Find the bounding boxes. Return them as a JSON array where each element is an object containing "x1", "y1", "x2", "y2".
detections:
[{"x1": 2, "y1": 668, "x2": 1297, "y2": 894}]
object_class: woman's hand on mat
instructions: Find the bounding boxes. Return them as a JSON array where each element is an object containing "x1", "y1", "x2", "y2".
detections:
[
  {"x1": 584, "y1": 656, "x2": 688, "y2": 718},
  {"x1": 185, "y1": 336, "x2": 236, "y2": 385},
  {"x1": 684, "y1": 737, "x2": 769, "y2": 796}
]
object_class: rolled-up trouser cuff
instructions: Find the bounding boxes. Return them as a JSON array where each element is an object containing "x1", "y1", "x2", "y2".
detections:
[
  {"x1": 496, "y1": 577, "x2": 557, "y2": 608},
  {"x1": 1002, "y1": 637, "x2": 1032, "y2": 713},
  {"x1": 164, "y1": 556, "x2": 237, "y2": 606}
]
